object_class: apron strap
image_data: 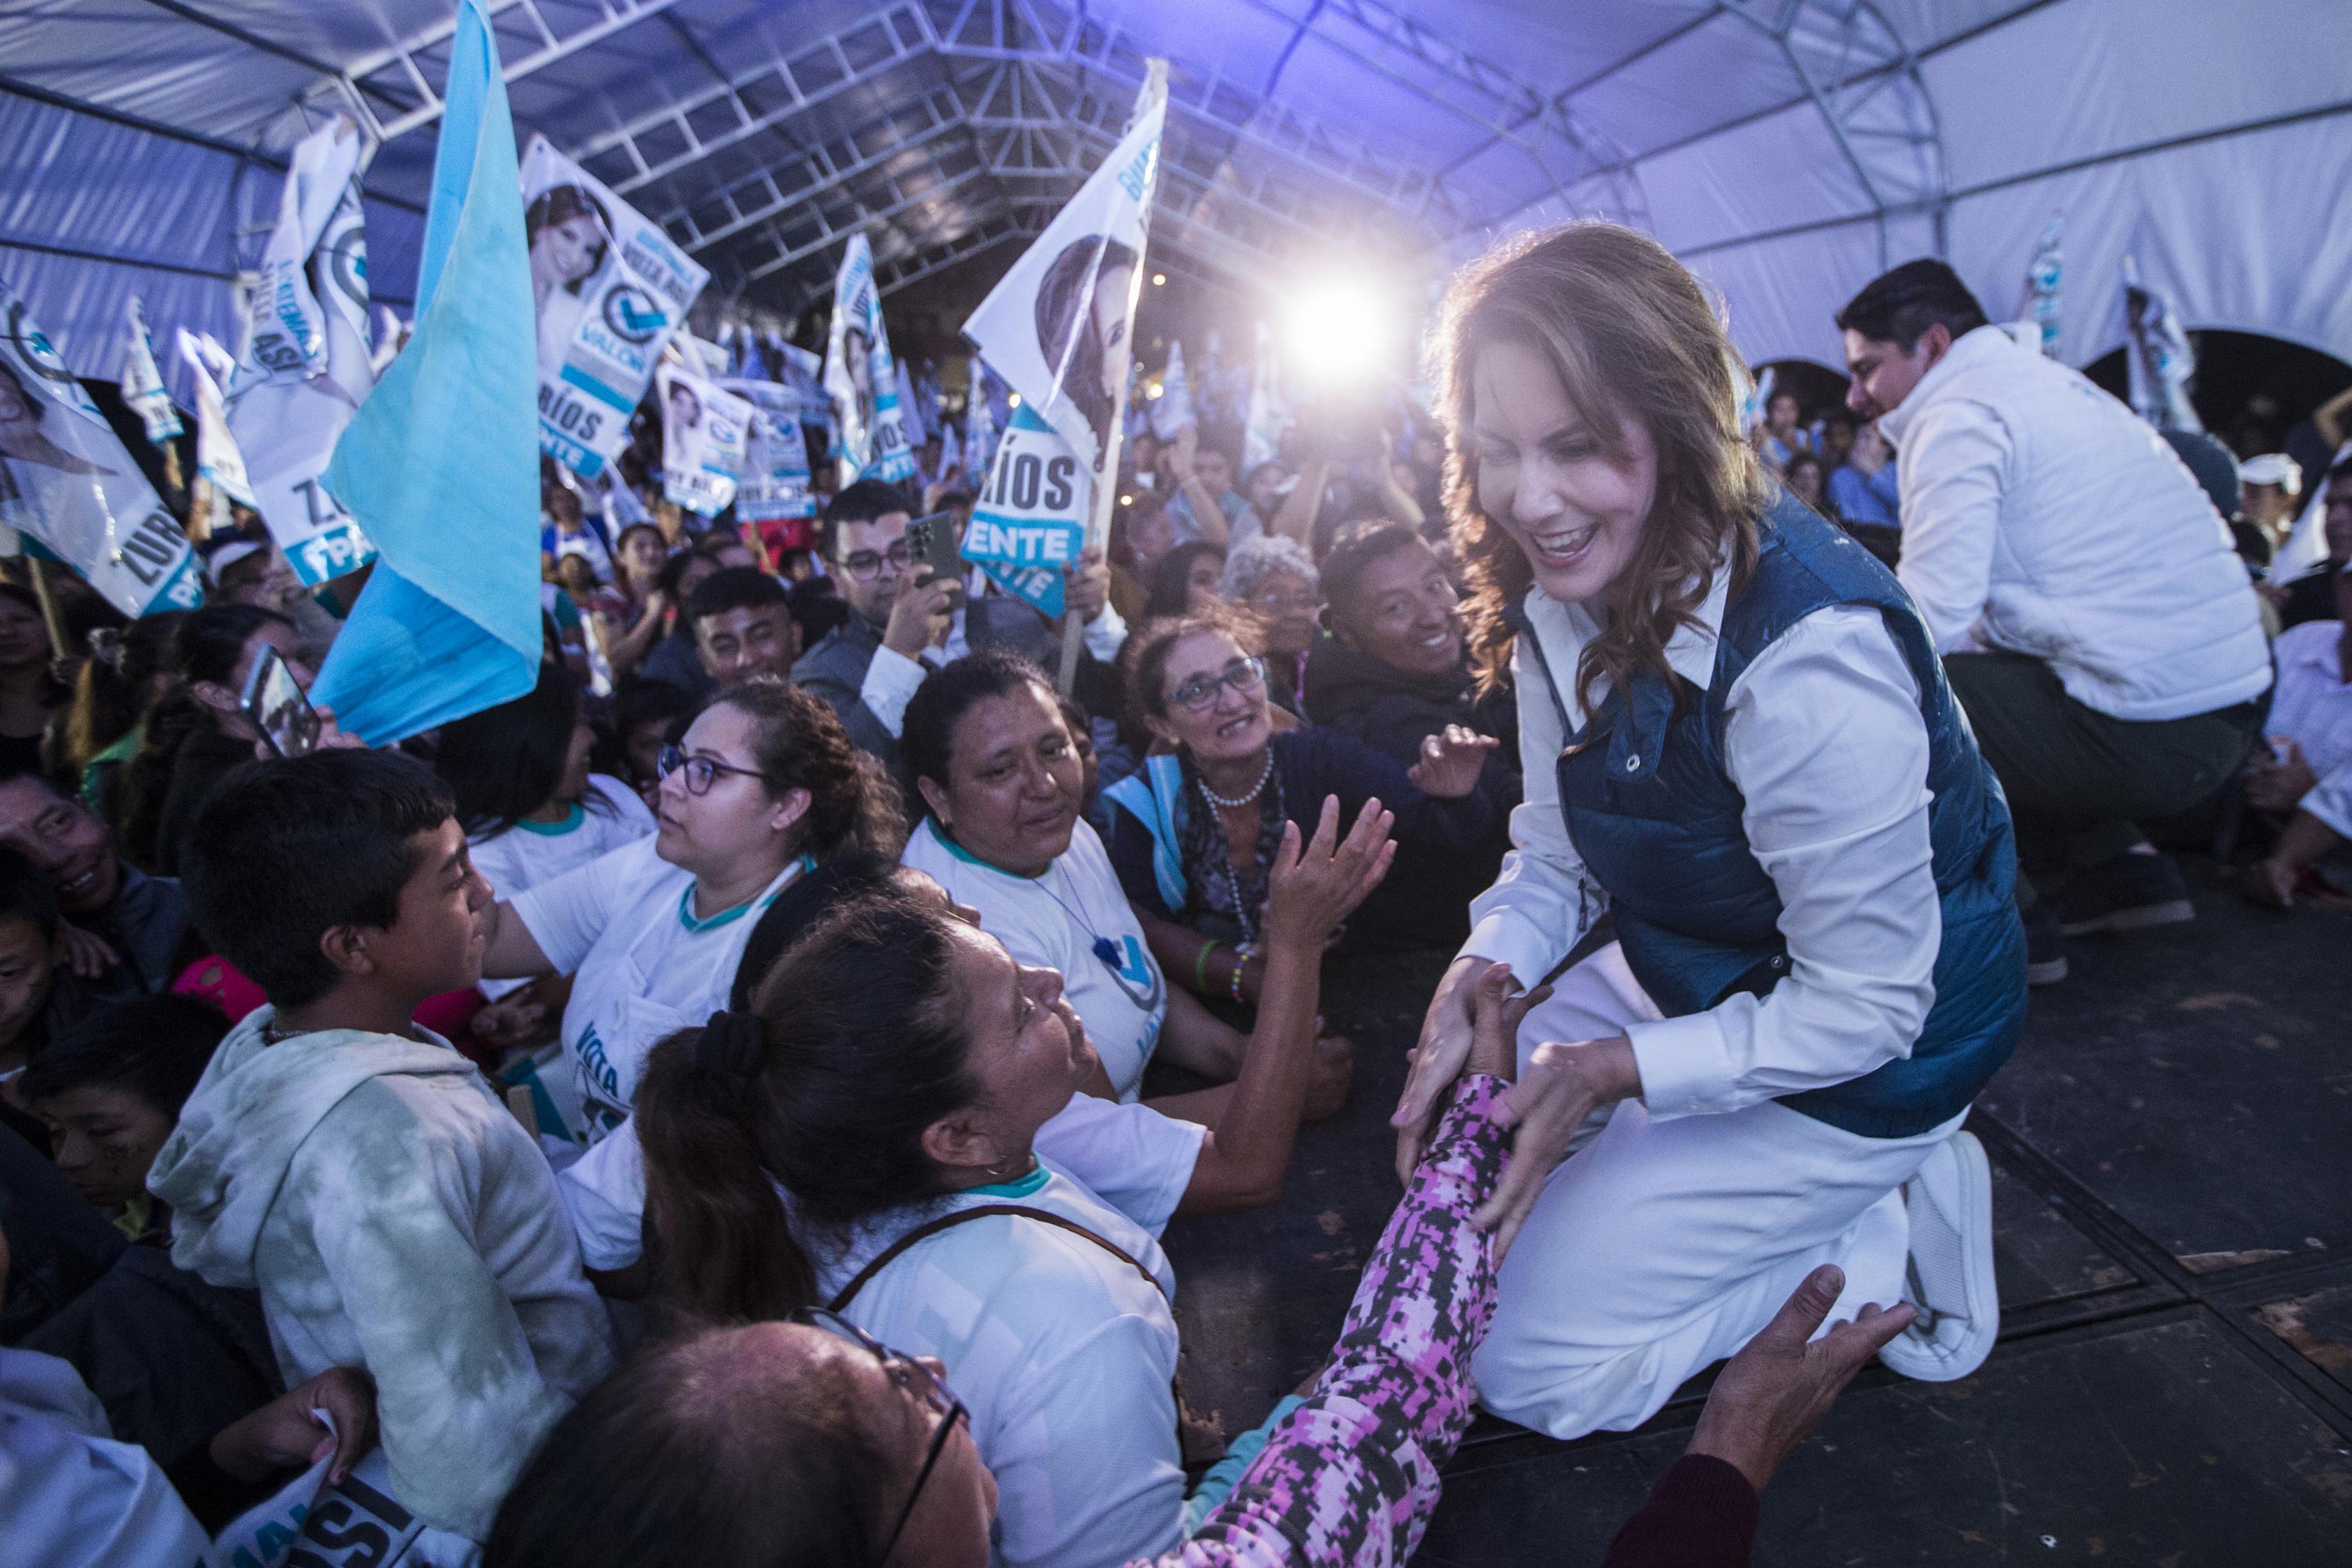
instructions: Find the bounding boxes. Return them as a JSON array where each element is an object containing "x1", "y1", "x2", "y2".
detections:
[{"x1": 827, "y1": 1203, "x2": 1163, "y2": 1312}]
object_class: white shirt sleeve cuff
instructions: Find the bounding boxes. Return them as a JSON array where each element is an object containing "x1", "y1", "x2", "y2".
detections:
[
  {"x1": 1083, "y1": 601, "x2": 1128, "y2": 663},
  {"x1": 1459, "y1": 911, "x2": 1560, "y2": 993},
  {"x1": 2303, "y1": 763, "x2": 2352, "y2": 840},
  {"x1": 859, "y1": 644, "x2": 928, "y2": 739},
  {"x1": 1624, "y1": 1010, "x2": 1736, "y2": 1121}
]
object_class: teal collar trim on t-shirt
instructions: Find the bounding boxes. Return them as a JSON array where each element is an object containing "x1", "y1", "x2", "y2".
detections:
[
  {"x1": 514, "y1": 800, "x2": 586, "y2": 837},
  {"x1": 925, "y1": 815, "x2": 1047, "y2": 880},
  {"x1": 966, "y1": 1162, "x2": 1051, "y2": 1199},
  {"x1": 677, "y1": 855, "x2": 818, "y2": 933}
]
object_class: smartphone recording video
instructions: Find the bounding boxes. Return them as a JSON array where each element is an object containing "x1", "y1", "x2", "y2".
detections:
[
  {"x1": 240, "y1": 644, "x2": 321, "y2": 759},
  {"x1": 906, "y1": 510, "x2": 968, "y2": 612}
]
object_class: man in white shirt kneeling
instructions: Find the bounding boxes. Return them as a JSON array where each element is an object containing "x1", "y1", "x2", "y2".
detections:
[{"x1": 1838, "y1": 261, "x2": 2271, "y2": 985}]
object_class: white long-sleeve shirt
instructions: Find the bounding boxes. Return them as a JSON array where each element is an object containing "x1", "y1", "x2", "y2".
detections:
[
  {"x1": 1878, "y1": 325, "x2": 2270, "y2": 722},
  {"x1": 1461, "y1": 575, "x2": 1941, "y2": 1120}
]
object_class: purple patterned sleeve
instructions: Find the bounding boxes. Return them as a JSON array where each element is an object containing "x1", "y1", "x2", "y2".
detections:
[{"x1": 1146, "y1": 1073, "x2": 1513, "y2": 1568}]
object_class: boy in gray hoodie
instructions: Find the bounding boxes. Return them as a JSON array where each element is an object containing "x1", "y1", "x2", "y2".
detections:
[{"x1": 149, "y1": 750, "x2": 612, "y2": 1545}]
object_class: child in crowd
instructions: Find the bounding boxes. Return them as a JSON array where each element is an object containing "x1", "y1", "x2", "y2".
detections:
[
  {"x1": 21, "y1": 993, "x2": 225, "y2": 1243},
  {"x1": 148, "y1": 750, "x2": 614, "y2": 1548}
]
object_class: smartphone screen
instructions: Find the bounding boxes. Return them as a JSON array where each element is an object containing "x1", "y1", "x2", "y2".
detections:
[{"x1": 239, "y1": 645, "x2": 321, "y2": 759}]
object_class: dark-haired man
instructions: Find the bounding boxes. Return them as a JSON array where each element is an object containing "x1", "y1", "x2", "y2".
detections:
[
  {"x1": 687, "y1": 567, "x2": 797, "y2": 689},
  {"x1": 0, "y1": 772, "x2": 190, "y2": 1001},
  {"x1": 1838, "y1": 260, "x2": 2270, "y2": 982},
  {"x1": 790, "y1": 479, "x2": 955, "y2": 764}
]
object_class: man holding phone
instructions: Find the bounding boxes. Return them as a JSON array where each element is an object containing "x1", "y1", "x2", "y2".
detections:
[{"x1": 793, "y1": 479, "x2": 1122, "y2": 766}]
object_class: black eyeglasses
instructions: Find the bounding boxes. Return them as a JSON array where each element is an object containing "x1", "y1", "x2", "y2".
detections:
[
  {"x1": 839, "y1": 542, "x2": 913, "y2": 581},
  {"x1": 655, "y1": 745, "x2": 768, "y2": 797},
  {"x1": 1164, "y1": 655, "x2": 1266, "y2": 713},
  {"x1": 791, "y1": 1307, "x2": 967, "y2": 1559}
]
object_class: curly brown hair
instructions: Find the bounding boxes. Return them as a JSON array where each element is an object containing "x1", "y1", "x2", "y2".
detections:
[
  {"x1": 710, "y1": 677, "x2": 906, "y2": 861},
  {"x1": 1432, "y1": 222, "x2": 1770, "y2": 704}
]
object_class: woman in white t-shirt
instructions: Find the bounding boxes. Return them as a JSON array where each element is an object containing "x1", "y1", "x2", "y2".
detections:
[
  {"x1": 474, "y1": 680, "x2": 899, "y2": 1142},
  {"x1": 898, "y1": 651, "x2": 1352, "y2": 1118},
  {"x1": 617, "y1": 826, "x2": 1385, "y2": 1568},
  {"x1": 436, "y1": 670, "x2": 655, "y2": 1052}
]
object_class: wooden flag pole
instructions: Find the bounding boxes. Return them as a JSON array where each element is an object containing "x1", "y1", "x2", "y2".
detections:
[{"x1": 1057, "y1": 57, "x2": 1168, "y2": 695}]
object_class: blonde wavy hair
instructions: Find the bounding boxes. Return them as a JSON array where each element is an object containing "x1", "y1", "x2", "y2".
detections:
[{"x1": 1431, "y1": 222, "x2": 1771, "y2": 703}]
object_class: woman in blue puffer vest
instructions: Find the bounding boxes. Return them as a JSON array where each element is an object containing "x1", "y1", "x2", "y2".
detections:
[{"x1": 1389, "y1": 222, "x2": 2027, "y2": 1441}]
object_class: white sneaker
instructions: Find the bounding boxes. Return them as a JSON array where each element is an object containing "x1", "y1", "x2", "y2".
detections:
[{"x1": 1878, "y1": 1129, "x2": 1999, "y2": 1381}]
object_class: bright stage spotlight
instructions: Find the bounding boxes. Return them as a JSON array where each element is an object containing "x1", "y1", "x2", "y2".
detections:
[{"x1": 1283, "y1": 274, "x2": 1396, "y2": 388}]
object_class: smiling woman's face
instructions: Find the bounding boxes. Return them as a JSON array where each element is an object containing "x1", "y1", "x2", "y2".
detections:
[
  {"x1": 921, "y1": 683, "x2": 1082, "y2": 877},
  {"x1": 1148, "y1": 630, "x2": 1269, "y2": 762},
  {"x1": 1470, "y1": 338, "x2": 1657, "y2": 607}
]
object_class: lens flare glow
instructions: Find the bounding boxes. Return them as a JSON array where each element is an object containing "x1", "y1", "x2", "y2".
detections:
[{"x1": 1284, "y1": 275, "x2": 1394, "y2": 387}]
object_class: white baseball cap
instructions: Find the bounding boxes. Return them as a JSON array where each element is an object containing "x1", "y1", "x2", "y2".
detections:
[{"x1": 2238, "y1": 453, "x2": 2302, "y2": 494}]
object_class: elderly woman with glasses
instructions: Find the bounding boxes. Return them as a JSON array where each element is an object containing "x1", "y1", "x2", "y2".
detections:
[
  {"x1": 1220, "y1": 534, "x2": 1323, "y2": 717},
  {"x1": 471, "y1": 680, "x2": 902, "y2": 1142},
  {"x1": 1107, "y1": 604, "x2": 1512, "y2": 1004}
]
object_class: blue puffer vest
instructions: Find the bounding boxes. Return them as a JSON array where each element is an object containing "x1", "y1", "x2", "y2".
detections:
[{"x1": 1512, "y1": 495, "x2": 2027, "y2": 1138}]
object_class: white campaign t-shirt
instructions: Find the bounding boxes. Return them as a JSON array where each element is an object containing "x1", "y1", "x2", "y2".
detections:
[
  {"x1": 470, "y1": 775, "x2": 655, "y2": 1000},
  {"x1": 557, "y1": 1089, "x2": 1203, "y2": 1274},
  {"x1": 512, "y1": 836, "x2": 806, "y2": 1142},
  {"x1": 822, "y1": 1166, "x2": 1185, "y2": 1568},
  {"x1": 902, "y1": 816, "x2": 1168, "y2": 1102}
]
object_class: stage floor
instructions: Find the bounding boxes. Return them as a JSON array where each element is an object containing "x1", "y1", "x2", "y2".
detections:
[{"x1": 1152, "y1": 859, "x2": 2352, "y2": 1565}]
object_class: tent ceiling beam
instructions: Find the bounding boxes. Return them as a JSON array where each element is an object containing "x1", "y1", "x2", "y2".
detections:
[
  {"x1": 925, "y1": 0, "x2": 1456, "y2": 237},
  {"x1": 318, "y1": 0, "x2": 696, "y2": 141},
  {"x1": 132, "y1": 0, "x2": 403, "y2": 132},
  {"x1": 740, "y1": 161, "x2": 994, "y2": 281}
]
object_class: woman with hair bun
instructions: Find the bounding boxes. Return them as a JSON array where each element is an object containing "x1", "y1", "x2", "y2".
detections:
[{"x1": 1390, "y1": 221, "x2": 2027, "y2": 1439}]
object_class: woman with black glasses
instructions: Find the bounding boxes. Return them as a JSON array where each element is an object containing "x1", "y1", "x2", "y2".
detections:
[
  {"x1": 471, "y1": 679, "x2": 902, "y2": 1142},
  {"x1": 1107, "y1": 604, "x2": 1512, "y2": 1003}
]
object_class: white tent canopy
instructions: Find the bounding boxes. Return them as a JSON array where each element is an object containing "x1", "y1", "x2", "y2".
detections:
[{"x1": 3, "y1": 0, "x2": 2346, "y2": 394}]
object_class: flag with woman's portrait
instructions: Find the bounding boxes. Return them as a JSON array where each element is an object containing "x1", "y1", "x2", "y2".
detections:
[
  {"x1": 0, "y1": 280, "x2": 202, "y2": 616},
  {"x1": 822, "y1": 234, "x2": 915, "y2": 487},
  {"x1": 959, "y1": 64, "x2": 1165, "y2": 620},
  {"x1": 521, "y1": 136, "x2": 707, "y2": 478}
]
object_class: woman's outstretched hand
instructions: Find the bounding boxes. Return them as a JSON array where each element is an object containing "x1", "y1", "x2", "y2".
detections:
[
  {"x1": 1686, "y1": 1264, "x2": 1915, "y2": 1494},
  {"x1": 1406, "y1": 724, "x2": 1501, "y2": 799},
  {"x1": 1392, "y1": 960, "x2": 1548, "y2": 1181},
  {"x1": 1261, "y1": 794, "x2": 1396, "y2": 954}
]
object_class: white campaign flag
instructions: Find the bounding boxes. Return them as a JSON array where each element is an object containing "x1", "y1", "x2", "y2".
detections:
[
  {"x1": 0, "y1": 281, "x2": 202, "y2": 615},
  {"x1": 960, "y1": 66, "x2": 1165, "y2": 618},
  {"x1": 1243, "y1": 320, "x2": 1290, "y2": 470},
  {"x1": 822, "y1": 234, "x2": 915, "y2": 486},
  {"x1": 118, "y1": 297, "x2": 182, "y2": 444},
  {"x1": 226, "y1": 116, "x2": 379, "y2": 584},
  {"x1": 723, "y1": 377, "x2": 816, "y2": 523},
  {"x1": 2024, "y1": 216, "x2": 2062, "y2": 358},
  {"x1": 2121, "y1": 256, "x2": 2201, "y2": 434},
  {"x1": 521, "y1": 136, "x2": 709, "y2": 477},
  {"x1": 655, "y1": 360, "x2": 752, "y2": 517},
  {"x1": 1150, "y1": 338, "x2": 1195, "y2": 441},
  {"x1": 179, "y1": 328, "x2": 254, "y2": 538}
]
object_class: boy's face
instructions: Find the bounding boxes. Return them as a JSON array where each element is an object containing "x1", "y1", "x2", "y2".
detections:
[
  {"x1": 40, "y1": 1086, "x2": 173, "y2": 1210},
  {"x1": 368, "y1": 821, "x2": 492, "y2": 1000},
  {"x1": 0, "y1": 914, "x2": 53, "y2": 1056}
]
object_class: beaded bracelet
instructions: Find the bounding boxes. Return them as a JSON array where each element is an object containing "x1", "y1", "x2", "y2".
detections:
[
  {"x1": 1193, "y1": 938, "x2": 1222, "y2": 994},
  {"x1": 1228, "y1": 948, "x2": 1248, "y2": 1004}
]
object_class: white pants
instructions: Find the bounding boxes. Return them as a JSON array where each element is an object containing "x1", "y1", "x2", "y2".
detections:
[{"x1": 1472, "y1": 943, "x2": 1961, "y2": 1439}]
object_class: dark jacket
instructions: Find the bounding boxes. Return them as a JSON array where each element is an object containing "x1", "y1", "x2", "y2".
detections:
[
  {"x1": 637, "y1": 628, "x2": 717, "y2": 703},
  {"x1": 792, "y1": 612, "x2": 905, "y2": 766},
  {"x1": 1301, "y1": 640, "x2": 1520, "y2": 771},
  {"x1": 88, "y1": 866, "x2": 195, "y2": 1000},
  {"x1": 154, "y1": 727, "x2": 259, "y2": 878}
]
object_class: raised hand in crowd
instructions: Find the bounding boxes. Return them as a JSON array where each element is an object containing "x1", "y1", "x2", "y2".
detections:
[
  {"x1": 1261, "y1": 791, "x2": 1398, "y2": 955},
  {"x1": 1062, "y1": 544, "x2": 1112, "y2": 626},
  {"x1": 50, "y1": 918, "x2": 118, "y2": 979},
  {"x1": 881, "y1": 572, "x2": 958, "y2": 659},
  {"x1": 1406, "y1": 722, "x2": 1501, "y2": 799}
]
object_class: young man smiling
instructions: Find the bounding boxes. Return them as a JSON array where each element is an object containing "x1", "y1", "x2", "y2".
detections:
[
  {"x1": 0, "y1": 771, "x2": 191, "y2": 1002},
  {"x1": 149, "y1": 750, "x2": 612, "y2": 1548}
]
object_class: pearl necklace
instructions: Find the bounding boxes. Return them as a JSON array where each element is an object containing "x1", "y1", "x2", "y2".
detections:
[{"x1": 1196, "y1": 750, "x2": 1274, "y2": 810}]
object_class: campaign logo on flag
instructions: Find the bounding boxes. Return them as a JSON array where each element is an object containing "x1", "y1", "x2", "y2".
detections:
[
  {"x1": 961, "y1": 404, "x2": 1087, "y2": 616},
  {"x1": 0, "y1": 284, "x2": 201, "y2": 617},
  {"x1": 226, "y1": 116, "x2": 379, "y2": 585},
  {"x1": 823, "y1": 235, "x2": 915, "y2": 486},
  {"x1": 723, "y1": 378, "x2": 816, "y2": 523},
  {"x1": 521, "y1": 136, "x2": 708, "y2": 477}
]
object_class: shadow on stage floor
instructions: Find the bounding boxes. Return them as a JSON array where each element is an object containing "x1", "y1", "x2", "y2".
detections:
[{"x1": 1149, "y1": 858, "x2": 2352, "y2": 1565}]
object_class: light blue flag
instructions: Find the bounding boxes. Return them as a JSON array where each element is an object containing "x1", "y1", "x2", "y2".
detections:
[{"x1": 312, "y1": 0, "x2": 539, "y2": 744}]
